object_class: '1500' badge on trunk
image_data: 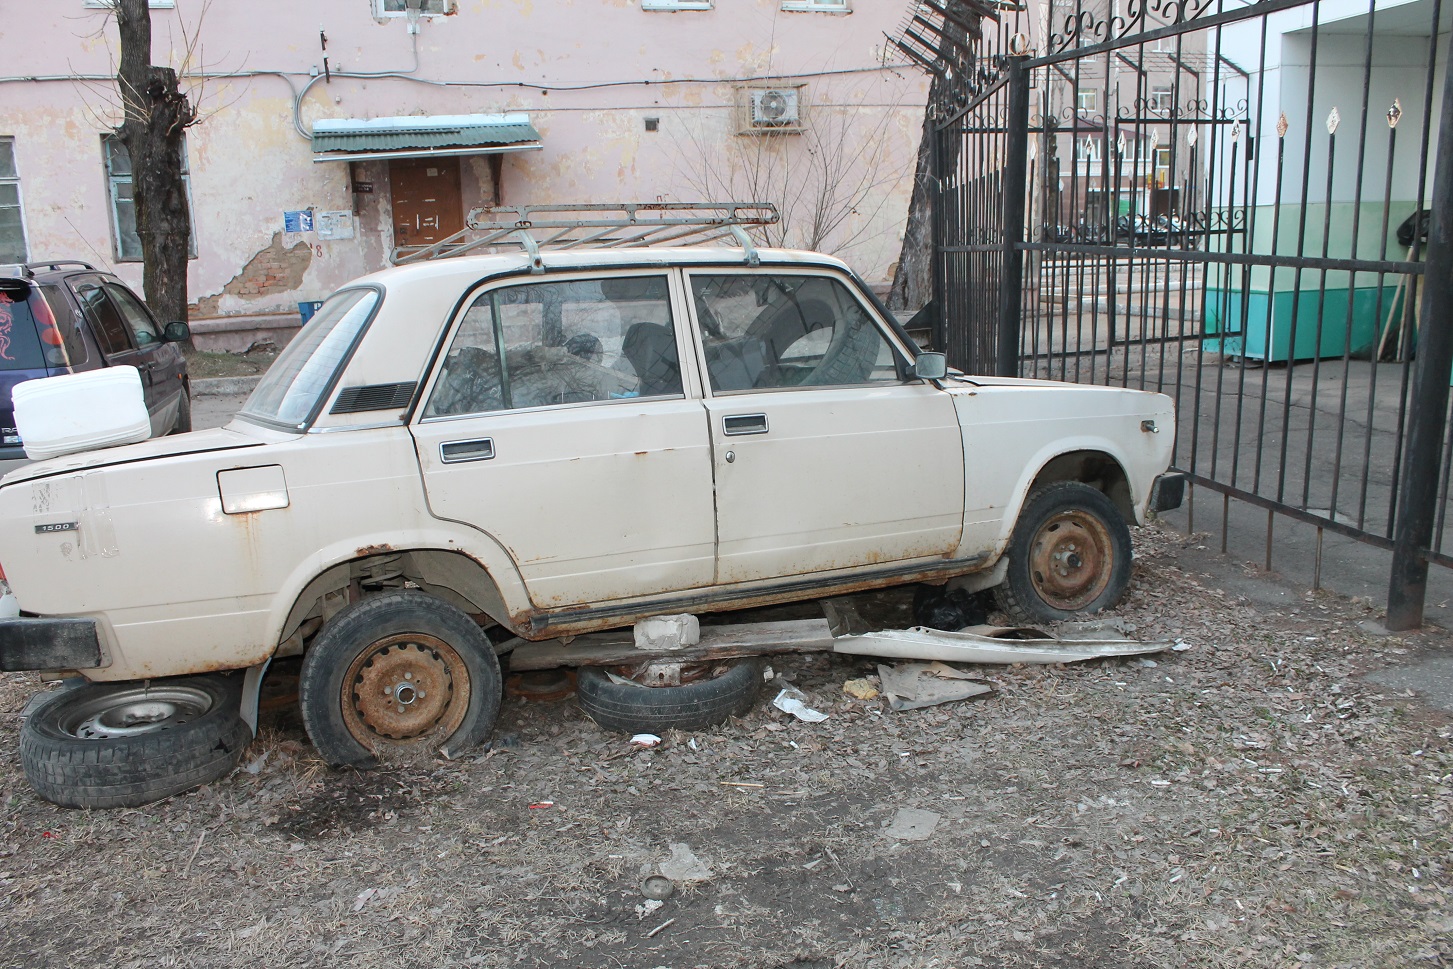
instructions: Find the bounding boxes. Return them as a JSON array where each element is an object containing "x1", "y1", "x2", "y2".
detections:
[{"x1": 35, "y1": 522, "x2": 78, "y2": 534}]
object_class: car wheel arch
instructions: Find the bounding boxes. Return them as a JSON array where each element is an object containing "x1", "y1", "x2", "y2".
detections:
[
  {"x1": 270, "y1": 549, "x2": 523, "y2": 671},
  {"x1": 1025, "y1": 449, "x2": 1134, "y2": 523}
]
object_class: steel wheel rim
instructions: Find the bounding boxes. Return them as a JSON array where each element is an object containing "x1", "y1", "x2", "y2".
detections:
[
  {"x1": 56, "y1": 685, "x2": 214, "y2": 740},
  {"x1": 1027, "y1": 509, "x2": 1114, "y2": 611},
  {"x1": 341, "y1": 633, "x2": 470, "y2": 750}
]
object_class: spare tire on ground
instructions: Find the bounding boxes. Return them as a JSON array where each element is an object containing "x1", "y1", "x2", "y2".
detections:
[
  {"x1": 576, "y1": 657, "x2": 765, "y2": 734},
  {"x1": 20, "y1": 674, "x2": 251, "y2": 809}
]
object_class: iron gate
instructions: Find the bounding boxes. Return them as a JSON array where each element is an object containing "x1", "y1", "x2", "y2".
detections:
[{"x1": 919, "y1": 0, "x2": 1453, "y2": 627}]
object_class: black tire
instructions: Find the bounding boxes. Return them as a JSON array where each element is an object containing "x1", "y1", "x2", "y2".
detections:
[
  {"x1": 170, "y1": 386, "x2": 192, "y2": 434},
  {"x1": 19, "y1": 675, "x2": 251, "y2": 809},
  {"x1": 993, "y1": 481, "x2": 1133, "y2": 625},
  {"x1": 299, "y1": 590, "x2": 502, "y2": 768},
  {"x1": 576, "y1": 657, "x2": 765, "y2": 734}
]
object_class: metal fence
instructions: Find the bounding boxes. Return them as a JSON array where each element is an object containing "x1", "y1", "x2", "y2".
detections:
[{"x1": 924, "y1": 0, "x2": 1453, "y2": 627}]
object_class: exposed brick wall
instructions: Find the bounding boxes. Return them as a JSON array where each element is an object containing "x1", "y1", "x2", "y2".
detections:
[{"x1": 190, "y1": 232, "x2": 313, "y2": 318}]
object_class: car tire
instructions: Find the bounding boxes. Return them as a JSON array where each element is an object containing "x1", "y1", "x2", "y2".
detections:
[
  {"x1": 993, "y1": 481, "x2": 1133, "y2": 625},
  {"x1": 171, "y1": 386, "x2": 192, "y2": 434},
  {"x1": 576, "y1": 657, "x2": 765, "y2": 734},
  {"x1": 19, "y1": 674, "x2": 251, "y2": 809},
  {"x1": 299, "y1": 590, "x2": 502, "y2": 768}
]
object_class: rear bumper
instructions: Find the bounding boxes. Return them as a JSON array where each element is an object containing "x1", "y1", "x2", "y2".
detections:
[
  {"x1": 0, "y1": 618, "x2": 103, "y2": 672},
  {"x1": 1149, "y1": 472, "x2": 1187, "y2": 513}
]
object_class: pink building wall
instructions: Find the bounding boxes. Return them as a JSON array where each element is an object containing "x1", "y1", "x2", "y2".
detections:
[{"x1": 0, "y1": 1, "x2": 927, "y2": 322}]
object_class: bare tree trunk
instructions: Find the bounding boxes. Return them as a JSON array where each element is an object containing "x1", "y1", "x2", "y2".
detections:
[
  {"x1": 115, "y1": 0, "x2": 195, "y2": 337},
  {"x1": 887, "y1": 94, "x2": 937, "y2": 314}
]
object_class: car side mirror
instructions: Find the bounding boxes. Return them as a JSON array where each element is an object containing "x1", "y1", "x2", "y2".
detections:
[
  {"x1": 163, "y1": 321, "x2": 191, "y2": 343},
  {"x1": 912, "y1": 352, "x2": 947, "y2": 381}
]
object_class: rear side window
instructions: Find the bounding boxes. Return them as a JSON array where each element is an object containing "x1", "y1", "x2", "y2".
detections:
[
  {"x1": 73, "y1": 280, "x2": 134, "y2": 356},
  {"x1": 0, "y1": 279, "x2": 67, "y2": 371}
]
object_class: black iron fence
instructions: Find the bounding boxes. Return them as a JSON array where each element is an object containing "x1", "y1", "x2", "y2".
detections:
[{"x1": 926, "y1": 0, "x2": 1453, "y2": 627}]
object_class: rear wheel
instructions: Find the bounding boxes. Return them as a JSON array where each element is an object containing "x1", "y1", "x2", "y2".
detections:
[
  {"x1": 576, "y1": 658, "x2": 764, "y2": 734},
  {"x1": 299, "y1": 590, "x2": 502, "y2": 767},
  {"x1": 994, "y1": 482, "x2": 1133, "y2": 625},
  {"x1": 19, "y1": 674, "x2": 250, "y2": 809}
]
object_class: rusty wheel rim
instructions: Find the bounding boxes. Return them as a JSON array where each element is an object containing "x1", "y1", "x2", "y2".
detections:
[
  {"x1": 340, "y1": 634, "x2": 470, "y2": 752},
  {"x1": 1027, "y1": 509, "x2": 1115, "y2": 612}
]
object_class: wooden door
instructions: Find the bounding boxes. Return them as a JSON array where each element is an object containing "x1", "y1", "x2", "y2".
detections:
[{"x1": 389, "y1": 157, "x2": 464, "y2": 248}]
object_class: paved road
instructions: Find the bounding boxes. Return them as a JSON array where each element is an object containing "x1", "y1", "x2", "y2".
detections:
[{"x1": 193, "y1": 390, "x2": 251, "y2": 431}]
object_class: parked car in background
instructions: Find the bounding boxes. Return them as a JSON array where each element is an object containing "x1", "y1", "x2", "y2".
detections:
[{"x1": 0, "y1": 261, "x2": 191, "y2": 472}]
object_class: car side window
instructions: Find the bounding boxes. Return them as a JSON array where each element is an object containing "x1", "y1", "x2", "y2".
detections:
[
  {"x1": 103, "y1": 281, "x2": 162, "y2": 346},
  {"x1": 72, "y1": 279, "x2": 133, "y2": 356},
  {"x1": 690, "y1": 273, "x2": 903, "y2": 392},
  {"x1": 424, "y1": 274, "x2": 681, "y2": 418}
]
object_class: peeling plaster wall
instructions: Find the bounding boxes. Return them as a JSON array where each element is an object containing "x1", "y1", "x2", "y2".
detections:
[{"x1": 0, "y1": 2, "x2": 929, "y2": 320}]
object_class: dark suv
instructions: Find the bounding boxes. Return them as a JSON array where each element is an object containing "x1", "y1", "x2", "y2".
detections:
[{"x1": 0, "y1": 261, "x2": 191, "y2": 469}]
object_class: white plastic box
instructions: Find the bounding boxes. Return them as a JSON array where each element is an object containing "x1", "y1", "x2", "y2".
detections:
[{"x1": 13, "y1": 366, "x2": 151, "y2": 461}]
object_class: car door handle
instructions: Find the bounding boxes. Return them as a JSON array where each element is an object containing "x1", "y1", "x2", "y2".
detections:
[
  {"x1": 723, "y1": 413, "x2": 769, "y2": 436},
  {"x1": 440, "y1": 438, "x2": 495, "y2": 463}
]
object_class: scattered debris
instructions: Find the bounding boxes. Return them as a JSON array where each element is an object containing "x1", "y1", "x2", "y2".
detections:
[
  {"x1": 883, "y1": 807, "x2": 941, "y2": 841},
  {"x1": 842, "y1": 677, "x2": 880, "y2": 700},
  {"x1": 629, "y1": 734, "x2": 662, "y2": 748},
  {"x1": 834, "y1": 624, "x2": 1167, "y2": 665},
  {"x1": 877, "y1": 662, "x2": 992, "y2": 712},
  {"x1": 771, "y1": 686, "x2": 829, "y2": 722},
  {"x1": 658, "y1": 843, "x2": 713, "y2": 883},
  {"x1": 641, "y1": 875, "x2": 675, "y2": 900}
]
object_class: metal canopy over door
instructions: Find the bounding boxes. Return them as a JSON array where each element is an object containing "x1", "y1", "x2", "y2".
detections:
[
  {"x1": 687, "y1": 269, "x2": 967, "y2": 585},
  {"x1": 389, "y1": 157, "x2": 463, "y2": 249},
  {"x1": 410, "y1": 271, "x2": 716, "y2": 611}
]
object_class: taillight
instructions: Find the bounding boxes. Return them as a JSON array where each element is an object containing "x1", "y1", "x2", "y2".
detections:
[{"x1": 30, "y1": 292, "x2": 70, "y2": 367}]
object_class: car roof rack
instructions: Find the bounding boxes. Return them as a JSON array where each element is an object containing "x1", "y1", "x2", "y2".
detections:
[
  {"x1": 25, "y1": 260, "x2": 96, "y2": 273},
  {"x1": 391, "y1": 201, "x2": 780, "y2": 271}
]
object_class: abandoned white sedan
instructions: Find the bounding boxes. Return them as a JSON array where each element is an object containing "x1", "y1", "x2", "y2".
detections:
[{"x1": 0, "y1": 239, "x2": 1181, "y2": 807}]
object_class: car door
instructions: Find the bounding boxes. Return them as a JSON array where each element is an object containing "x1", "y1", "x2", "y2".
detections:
[
  {"x1": 100, "y1": 279, "x2": 185, "y2": 431},
  {"x1": 687, "y1": 269, "x2": 967, "y2": 586},
  {"x1": 410, "y1": 271, "x2": 717, "y2": 611},
  {"x1": 70, "y1": 276, "x2": 181, "y2": 434}
]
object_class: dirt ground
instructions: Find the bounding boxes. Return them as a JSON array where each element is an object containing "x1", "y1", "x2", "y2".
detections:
[{"x1": 0, "y1": 523, "x2": 1449, "y2": 968}]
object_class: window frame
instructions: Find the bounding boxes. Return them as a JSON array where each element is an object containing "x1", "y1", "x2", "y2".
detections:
[
  {"x1": 1076, "y1": 88, "x2": 1098, "y2": 113},
  {"x1": 1149, "y1": 85, "x2": 1175, "y2": 113},
  {"x1": 684, "y1": 268, "x2": 911, "y2": 396},
  {"x1": 421, "y1": 269, "x2": 688, "y2": 422},
  {"x1": 374, "y1": 0, "x2": 450, "y2": 16},
  {"x1": 780, "y1": 0, "x2": 850, "y2": 11},
  {"x1": 84, "y1": 0, "x2": 176, "y2": 7},
  {"x1": 0, "y1": 137, "x2": 27, "y2": 263},
  {"x1": 642, "y1": 0, "x2": 713, "y2": 9},
  {"x1": 102, "y1": 133, "x2": 198, "y2": 263}
]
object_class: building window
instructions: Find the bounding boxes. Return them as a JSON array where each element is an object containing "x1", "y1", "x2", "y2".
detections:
[
  {"x1": 1150, "y1": 85, "x2": 1174, "y2": 112},
  {"x1": 83, "y1": 1, "x2": 175, "y2": 7},
  {"x1": 781, "y1": 0, "x2": 850, "y2": 11},
  {"x1": 1077, "y1": 89, "x2": 1098, "y2": 113},
  {"x1": 103, "y1": 134, "x2": 197, "y2": 263},
  {"x1": 642, "y1": 0, "x2": 712, "y2": 8},
  {"x1": 0, "y1": 139, "x2": 27, "y2": 263},
  {"x1": 375, "y1": 0, "x2": 450, "y2": 15}
]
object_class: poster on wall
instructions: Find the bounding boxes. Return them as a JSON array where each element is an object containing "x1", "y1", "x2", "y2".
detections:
[
  {"x1": 283, "y1": 209, "x2": 315, "y2": 233},
  {"x1": 316, "y1": 211, "x2": 355, "y2": 241}
]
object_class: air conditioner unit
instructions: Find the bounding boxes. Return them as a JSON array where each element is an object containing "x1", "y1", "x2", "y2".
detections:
[{"x1": 749, "y1": 88, "x2": 801, "y2": 129}]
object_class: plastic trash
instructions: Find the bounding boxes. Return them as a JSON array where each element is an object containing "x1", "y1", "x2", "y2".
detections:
[{"x1": 771, "y1": 687, "x2": 828, "y2": 723}]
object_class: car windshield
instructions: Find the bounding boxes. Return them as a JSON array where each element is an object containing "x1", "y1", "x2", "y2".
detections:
[{"x1": 239, "y1": 289, "x2": 379, "y2": 429}]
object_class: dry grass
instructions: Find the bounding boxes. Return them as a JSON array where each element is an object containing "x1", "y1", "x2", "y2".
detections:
[{"x1": 0, "y1": 522, "x2": 1449, "y2": 967}]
